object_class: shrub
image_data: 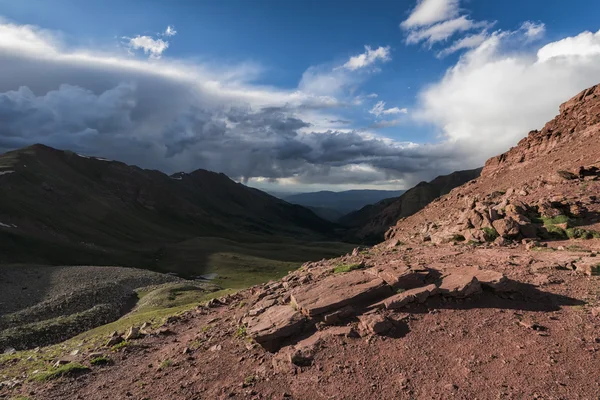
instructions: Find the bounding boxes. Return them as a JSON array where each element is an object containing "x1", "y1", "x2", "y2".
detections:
[
  {"x1": 482, "y1": 227, "x2": 499, "y2": 242},
  {"x1": 450, "y1": 234, "x2": 466, "y2": 242},
  {"x1": 159, "y1": 359, "x2": 173, "y2": 369}
]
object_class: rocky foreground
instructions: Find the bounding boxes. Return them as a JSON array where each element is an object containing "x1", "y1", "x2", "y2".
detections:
[{"x1": 3, "y1": 84, "x2": 600, "y2": 399}]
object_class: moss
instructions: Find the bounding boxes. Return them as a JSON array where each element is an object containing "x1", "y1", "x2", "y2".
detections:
[
  {"x1": 110, "y1": 340, "x2": 130, "y2": 352},
  {"x1": 541, "y1": 215, "x2": 570, "y2": 226},
  {"x1": 31, "y1": 362, "x2": 90, "y2": 382},
  {"x1": 333, "y1": 263, "x2": 363, "y2": 274},
  {"x1": 90, "y1": 356, "x2": 112, "y2": 366},
  {"x1": 482, "y1": 227, "x2": 499, "y2": 242}
]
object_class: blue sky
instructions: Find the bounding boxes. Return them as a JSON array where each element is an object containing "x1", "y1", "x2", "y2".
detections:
[{"x1": 1, "y1": 0, "x2": 600, "y2": 192}]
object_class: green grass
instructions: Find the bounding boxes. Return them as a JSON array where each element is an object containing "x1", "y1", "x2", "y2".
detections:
[
  {"x1": 31, "y1": 362, "x2": 90, "y2": 382},
  {"x1": 159, "y1": 359, "x2": 173, "y2": 369},
  {"x1": 235, "y1": 325, "x2": 247, "y2": 338},
  {"x1": 482, "y1": 227, "x2": 499, "y2": 242},
  {"x1": 566, "y1": 227, "x2": 600, "y2": 240},
  {"x1": 90, "y1": 356, "x2": 112, "y2": 366},
  {"x1": 110, "y1": 341, "x2": 130, "y2": 352},
  {"x1": 333, "y1": 263, "x2": 364, "y2": 274}
]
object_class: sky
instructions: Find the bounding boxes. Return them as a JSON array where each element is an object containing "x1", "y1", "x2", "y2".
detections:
[{"x1": 0, "y1": 0, "x2": 600, "y2": 193}]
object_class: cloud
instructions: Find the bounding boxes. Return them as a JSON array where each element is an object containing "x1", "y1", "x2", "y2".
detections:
[
  {"x1": 341, "y1": 46, "x2": 391, "y2": 71},
  {"x1": 0, "y1": 19, "x2": 451, "y2": 190},
  {"x1": 125, "y1": 35, "x2": 169, "y2": 59},
  {"x1": 369, "y1": 101, "x2": 408, "y2": 117},
  {"x1": 401, "y1": 0, "x2": 460, "y2": 29},
  {"x1": 401, "y1": 0, "x2": 494, "y2": 51},
  {"x1": 413, "y1": 28, "x2": 600, "y2": 168},
  {"x1": 436, "y1": 30, "x2": 489, "y2": 57},
  {"x1": 406, "y1": 16, "x2": 490, "y2": 46},
  {"x1": 537, "y1": 29, "x2": 600, "y2": 62},
  {"x1": 521, "y1": 21, "x2": 545, "y2": 40},
  {"x1": 164, "y1": 25, "x2": 177, "y2": 37}
]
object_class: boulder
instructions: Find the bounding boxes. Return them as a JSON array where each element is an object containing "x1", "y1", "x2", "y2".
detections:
[
  {"x1": 358, "y1": 311, "x2": 393, "y2": 335},
  {"x1": 323, "y1": 306, "x2": 355, "y2": 325},
  {"x1": 492, "y1": 217, "x2": 521, "y2": 238},
  {"x1": 365, "y1": 263, "x2": 429, "y2": 290},
  {"x1": 125, "y1": 327, "x2": 140, "y2": 341},
  {"x1": 244, "y1": 305, "x2": 306, "y2": 350},
  {"x1": 438, "y1": 274, "x2": 482, "y2": 298},
  {"x1": 290, "y1": 271, "x2": 392, "y2": 317},
  {"x1": 453, "y1": 267, "x2": 508, "y2": 291},
  {"x1": 373, "y1": 284, "x2": 438, "y2": 310}
]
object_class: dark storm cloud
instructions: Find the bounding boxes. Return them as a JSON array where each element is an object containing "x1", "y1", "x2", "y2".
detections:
[{"x1": 0, "y1": 24, "x2": 471, "y2": 186}]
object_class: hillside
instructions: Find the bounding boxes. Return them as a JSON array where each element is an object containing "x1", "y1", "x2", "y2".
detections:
[
  {"x1": 0, "y1": 144, "x2": 339, "y2": 269},
  {"x1": 339, "y1": 168, "x2": 482, "y2": 243},
  {"x1": 4, "y1": 84, "x2": 600, "y2": 399},
  {"x1": 284, "y1": 189, "x2": 406, "y2": 217}
]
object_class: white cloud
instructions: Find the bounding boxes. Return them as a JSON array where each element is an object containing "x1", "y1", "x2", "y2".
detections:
[
  {"x1": 537, "y1": 29, "x2": 600, "y2": 62},
  {"x1": 164, "y1": 25, "x2": 177, "y2": 37},
  {"x1": 369, "y1": 101, "x2": 408, "y2": 117},
  {"x1": 125, "y1": 35, "x2": 169, "y2": 59},
  {"x1": 366, "y1": 93, "x2": 378, "y2": 98},
  {"x1": 436, "y1": 31, "x2": 489, "y2": 57},
  {"x1": 414, "y1": 28, "x2": 600, "y2": 168},
  {"x1": 520, "y1": 21, "x2": 545, "y2": 40},
  {"x1": 401, "y1": 0, "x2": 460, "y2": 29},
  {"x1": 341, "y1": 45, "x2": 391, "y2": 71},
  {"x1": 406, "y1": 16, "x2": 490, "y2": 46}
]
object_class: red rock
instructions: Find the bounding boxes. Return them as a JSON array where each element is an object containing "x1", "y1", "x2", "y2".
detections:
[
  {"x1": 290, "y1": 271, "x2": 392, "y2": 317},
  {"x1": 244, "y1": 305, "x2": 305, "y2": 349},
  {"x1": 366, "y1": 263, "x2": 429, "y2": 289},
  {"x1": 358, "y1": 311, "x2": 393, "y2": 335},
  {"x1": 438, "y1": 274, "x2": 481, "y2": 298},
  {"x1": 492, "y1": 217, "x2": 520, "y2": 238},
  {"x1": 372, "y1": 284, "x2": 438, "y2": 310}
]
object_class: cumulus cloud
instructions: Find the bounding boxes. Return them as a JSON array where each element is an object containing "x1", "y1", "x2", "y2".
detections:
[
  {"x1": 413, "y1": 28, "x2": 600, "y2": 168},
  {"x1": 369, "y1": 101, "x2": 408, "y2": 117},
  {"x1": 401, "y1": 0, "x2": 460, "y2": 29},
  {"x1": 406, "y1": 16, "x2": 490, "y2": 46},
  {"x1": 124, "y1": 35, "x2": 169, "y2": 59},
  {"x1": 341, "y1": 46, "x2": 391, "y2": 71}
]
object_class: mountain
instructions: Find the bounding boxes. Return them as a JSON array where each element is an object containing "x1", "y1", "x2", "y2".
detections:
[
  {"x1": 284, "y1": 189, "x2": 406, "y2": 216},
  {"x1": 339, "y1": 168, "x2": 482, "y2": 243},
  {"x1": 0, "y1": 144, "x2": 337, "y2": 268}
]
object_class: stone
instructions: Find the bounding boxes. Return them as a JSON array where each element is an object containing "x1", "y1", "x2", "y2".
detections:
[
  {"x1": 290, "y1": 271, "x2": 392, "y2": 317},
  {"x1": 365, "y1": 263, "x2": 429, "y2": 290},
  {"x1": 454, "y1": 267, "x2": 508, "y2": 291},
  {"x1": 248, "y1": 298, "x2": 278, "y2": 317},
  {"x1": 53, "y1": 360, "x2": 70, "y2": 368},
  {"x1": 244, "y1": 305, "x2": 306, "y2": 350},
  {"x1": 358, "y1": 311, "x2": 393, "y2": 335},
  {"x1": 373, "y1": 284, "x2": 438, "y2": 310},
  {"x1": 574, "y1": 261, "x2": 600, "y2": 276},
  {"x1": 492, "y1": 217, "x2": 521, "y2": 238},
  {"x1": 88, "y1": 352, "x2": 104, "y2": 359},
  {"x1": 125, "y1": 326, "x2": 140, "y2": 341},
  {"x1": 323, "y1": 306, "x2": 355, "y2": 325},
  {"x1": 106, "y1": 333, "x2": 124, "y2": 347},
  {"x1": 438, "y1": 274, "x2": 482, "y2": 298}
]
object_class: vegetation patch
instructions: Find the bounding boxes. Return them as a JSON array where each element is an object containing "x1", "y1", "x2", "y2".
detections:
[
  {"x1": 482, "y1": 227, "x2": 499, "y2": 242},
  {"x1": 159, "y1": 359, "x2": 173, "y2": 369},
  {"x1": 31, "y1": 362, "x2": 90, "y2": 382},
  {"x1": 566, "y1": 228, "x2": 600, "y2": 240},
  {"x1": 450, "y1": 234, "x2": 466, "y2": 242},
  {"x1": 110, "y1": 340, "x2": 130, "y2": 352},
  {"x1": 235, "y1": 325, "x2": 247, "y2": 338},
  {"x1": 333, "y1": 263, "x2": 364, "y2": 274},
  {"x1": 90, "y1": 356, "x2": 112, "y2": 366}
]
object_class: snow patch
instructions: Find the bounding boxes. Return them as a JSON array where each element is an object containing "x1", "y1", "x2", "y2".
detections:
[
  {"x1": 171, "y1": 176, "x2": 183, "y2": 180},
  {"x1": 0, "y1": 222, "x2": 14, "y2": 228},
  {"x1": 77, "y1": 154, "x2": 109, "y2": 161},
  {"x1": 0, "y1": 170, "x2": 14, "y2": 176}
]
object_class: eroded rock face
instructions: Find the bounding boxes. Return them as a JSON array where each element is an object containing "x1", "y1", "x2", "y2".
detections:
[
  {"x1": 244, "y1": 305, "x2": 306, "y2": 350},
  {"x1": 290, "y1": 271, "x2": 392, "y2": 317}
]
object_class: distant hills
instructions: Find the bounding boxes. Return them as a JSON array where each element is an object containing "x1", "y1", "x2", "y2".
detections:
[
  {"x1": 339, "y1": 168, "x2": 482, "y2": 243},
  {"x1": 283, "y1": 189, "x2": 406, "y2": 220},
  {"x1": 0, "y1": 144, "x2": 340, "y2": 268}
]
